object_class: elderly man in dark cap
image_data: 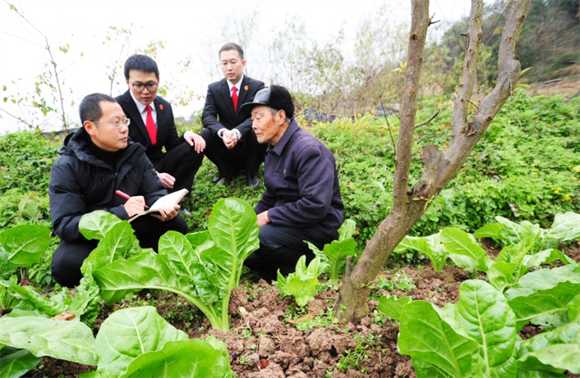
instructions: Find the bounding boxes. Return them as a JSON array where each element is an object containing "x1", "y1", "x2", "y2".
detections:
[{"x1": 239, "y1": 85, "x2": 344, "y2": 281}]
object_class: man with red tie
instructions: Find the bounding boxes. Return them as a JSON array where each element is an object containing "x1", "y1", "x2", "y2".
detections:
[
  {"x1": 116, "y1": 54, "x2": 205, "y2": 200},
  {"x1": 200, "y1": 43, "x2": 266, "y2": 189}
]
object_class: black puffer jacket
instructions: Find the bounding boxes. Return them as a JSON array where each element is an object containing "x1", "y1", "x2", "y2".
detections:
[{"x1": 49, "y1": 127, "x2": 167, "y2": 243}]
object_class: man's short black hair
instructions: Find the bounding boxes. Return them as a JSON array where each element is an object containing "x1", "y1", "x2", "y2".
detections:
[
  {"x1": 219, "y1": 42, "x2": 244, "y2": 60},
  {"x1": 79, "y1": 93, "x2": 117, "y2": 123},
  {"x1": 123, "y1": 54, "x2": 159, "y2": 79}
]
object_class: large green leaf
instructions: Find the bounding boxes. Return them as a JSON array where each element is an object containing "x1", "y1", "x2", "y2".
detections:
[
  {"x1": 377, "y1": 295, "x2": 412, "y2": 321},
  {"x1": 398, "y1": 301, "x2": 479, "y2": 378},
  {"x1": 207, "y1": 198, "x2": 259, "y2": 289},
  {"x1": 93, "y1": 251, "x2": 191, "y2": 304},
  {"x1": 567, "y1": 293, "x2": 580, "y2": 321},
  {"x1": 93, "y1": 306, "x2": 188, "y2": 377},
  {"x1": 518, "y1": 315, "x2": 580, "y2": 357},
  {"x1": 8, "y1": 285, "x2": 65, "y2": 316},
  {"x1": 79, "y1": 210, "x2": 123, "y2": 240},
  {"x1": 0, "y1": 276, "x2": 18, "y2": 309},
  {"x1": 159, "y1": 231, "x2": 198, "y2": 279},
  {"x1": 441, "y1": 228, "x2": 486, "y2": 271},
  {"x1": 505, "y1": 265, "x2": 580, "y2": 329},
  {"x1": 487, "y1": 260, "x2": 521, "y2": 292},
  {"x1": 122, "y1": 338, "x2": 233, "y2": 378},
  {"x1": 495, "y1": 216, "x2": 522, "y2": 246},
  {"x1": 322, "y1": 238, "x2": 357, "y2": 281},
  {"x1": 337, "y1": 219, "x2": 356, "y2": 242},
  {"x1": 0, "y1": 346, "x2": 42, "y2": 378},
  {"x1": 456, "y1": 280, "x2": 517, "y2": 375},
  {"x1": 522, "y1": 249, "x2": 575, "y2": 268},
  {"x1": 0, "y1": 224, "x2": 50, "y2": 269},
  {"x1": 519, "y1": 344, "x2": 580, "y2": 374},
  {"x1": 411, "y1": 358, "x2": 454, "y2": 378},
  {"x1": 0, "y1": 316, "x2": 97, "y2": 365},
  {"x1": 395, "y1": 233, "x2": 447, "y2": 271},
  {"x1": 540, "y1": 212, "x2": 580, "y2": 250},
  {"x1": 473, "y1": 223, "x2": 505, "y2": 239},
  {"x1": 80, "y1": 221, "x2": 137, "y2": 277}
]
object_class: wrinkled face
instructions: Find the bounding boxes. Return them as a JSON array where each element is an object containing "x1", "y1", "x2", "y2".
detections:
[
  {"x1": 220, "y1": 49, "x2": 246, "y2": 85},
  {"x1": 85, "y1": 101, "x2": 129, "y2": 152},
  {"x1": 126, "y1": 70, "x2": 159, "y2": 105},
  {"x1": 251, "y1": 106, "x2": 284, "y2": 146}
]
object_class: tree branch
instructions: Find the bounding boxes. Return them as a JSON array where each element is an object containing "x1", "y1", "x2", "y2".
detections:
[
  {"x1": 0, "y1": 107, "x2": 35, "y2": 129},
  {"x1": 379, "y1": 96, "x2": 397, "y2": 155},
  {"x1": 391, "y1": 0, "x2": 431, "y2": 214},
  {"x1": 414, "y1": 110, "x2": 440, "y2": 128},
  {"x1": 439, "y1": 0, "x2": 531, "y2": 188},
  {"x1": 451, "y1": 0, "x2": 483, "y2": 140}
]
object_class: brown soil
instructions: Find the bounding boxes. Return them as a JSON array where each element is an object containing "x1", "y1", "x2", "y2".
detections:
[{"x1": 26, "y1": 241, "x2": 580, "y2": 378}]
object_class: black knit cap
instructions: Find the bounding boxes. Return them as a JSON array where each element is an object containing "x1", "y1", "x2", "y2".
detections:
[{"x1": 240, "y1": 85, "x2": 294, "y2": 118}]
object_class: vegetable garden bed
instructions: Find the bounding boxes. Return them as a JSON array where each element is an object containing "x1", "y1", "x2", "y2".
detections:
[{"x1": 23, "y1": 240, "x2": 580, "y2": 378}]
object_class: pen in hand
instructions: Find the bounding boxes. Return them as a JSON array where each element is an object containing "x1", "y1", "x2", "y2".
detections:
[{"x1": 115, "y1": 190, "x2": 149, "y2": 210}]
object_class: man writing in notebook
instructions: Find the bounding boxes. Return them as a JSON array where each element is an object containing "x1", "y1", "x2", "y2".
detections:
[
  {"x1": 49, "y1": 93, "x2": 188, "y2": 287},
  {"x1": 116, "y1": 54, "x2": 205, "y2": 199}
]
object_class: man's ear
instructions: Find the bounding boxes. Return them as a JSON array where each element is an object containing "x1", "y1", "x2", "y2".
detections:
[
  {"x1": 242, "y1": 59, "x2": 247, "y2": 68},
  {"x1": 84, "y1": 120, "x2": 96, "y2": 136},
  {"x1": 277, "y1": 109, "x2": 286, "y2": 124}
]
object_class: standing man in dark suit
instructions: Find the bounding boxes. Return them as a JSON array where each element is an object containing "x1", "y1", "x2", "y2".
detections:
[
  {"x1": 116, "y1": 54, "x2": 205, "y2": 199},
  {"x1": 200, "y1": 43, "x2": 266, "y2": 189}
]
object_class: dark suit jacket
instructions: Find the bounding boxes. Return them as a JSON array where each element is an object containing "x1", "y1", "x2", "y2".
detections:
[
  {"x1": 116, "y1": 90, "x2": 185, "y2": 163},
  {"x1": 201, "y1": 76, "x2": 265, "y2": 138}
]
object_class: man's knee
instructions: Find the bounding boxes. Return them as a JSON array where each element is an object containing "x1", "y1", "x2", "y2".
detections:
[{"x1": 51, "y1": 241, "x2": 96, "y2": 287}]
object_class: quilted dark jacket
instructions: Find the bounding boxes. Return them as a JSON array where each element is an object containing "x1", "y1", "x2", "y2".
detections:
[{"x1": 49, "y1": 127, "x2": 167, "y2": 243}]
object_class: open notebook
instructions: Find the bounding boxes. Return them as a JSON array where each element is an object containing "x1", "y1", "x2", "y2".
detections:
[{"x1": 128, "y1": 188, "x2": 188, "y2": 222}]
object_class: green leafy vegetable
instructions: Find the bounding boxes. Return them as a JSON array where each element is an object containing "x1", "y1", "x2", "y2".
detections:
[
  {"x1": 0, "y1": 346, "x2": 42, "y2": 378},
  {"x1": 308, "y1": 219, "x2": 358, "y2": 281},
  {"x1": 394, "y1": 232, "x2": 447, "y2": 271},
  {"x1": 88, "y1": 198, "x2": 259, "y2": 330},
  {"x1": 278, "y1": 255, "x2": 328, "y2": 307},
  {"x1": 0, "y1": 316, "x2": 97, "y2": 365},
  {"x1": 376, "y1": 295, "x2": 412, "y2": 321},
  {"x1": 505, "y1": 264, "x2": 580, "y2": 330}
]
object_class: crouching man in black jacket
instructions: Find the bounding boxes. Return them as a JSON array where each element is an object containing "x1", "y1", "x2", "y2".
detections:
[{"x1": 49, "y1": 93, "x2": 188, "y2": 287}]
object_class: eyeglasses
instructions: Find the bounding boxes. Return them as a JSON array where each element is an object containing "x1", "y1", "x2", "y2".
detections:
[
  {"x1": 93, "y1": 118, "x2": 131, "y2": 128},
  {"x1": 131, "y1": 82, "x2": 159, "y2": 93}
]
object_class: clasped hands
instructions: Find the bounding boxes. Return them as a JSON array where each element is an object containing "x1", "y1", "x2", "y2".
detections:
[{"x1": 222, "y1": 129, "x2": 239, "y2": 149}]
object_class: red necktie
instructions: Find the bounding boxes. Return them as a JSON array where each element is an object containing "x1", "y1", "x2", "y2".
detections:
[
  {"x1": 232, "y1": 86, "x2": 238, "y2": 113},
  {"x1": 145, "y1": 105, "x2": 157, "y2": 145}
]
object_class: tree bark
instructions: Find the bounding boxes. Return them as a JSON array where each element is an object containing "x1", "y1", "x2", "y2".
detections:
[{"x1": 336, "y1": 0, "x2": 531, "y2": 323}]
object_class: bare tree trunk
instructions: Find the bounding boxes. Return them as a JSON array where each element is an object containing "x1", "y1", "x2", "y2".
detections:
[{"x1": 336, "y1": 0, "x2": 531, "y2": 323}]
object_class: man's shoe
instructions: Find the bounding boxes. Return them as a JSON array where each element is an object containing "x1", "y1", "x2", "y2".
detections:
[
  {"x1": 216, "y1": 176, "x2": 231, "y2": 186},
  {"x1": 247, "y1": 175, "x2": 260, "y2": 189}
]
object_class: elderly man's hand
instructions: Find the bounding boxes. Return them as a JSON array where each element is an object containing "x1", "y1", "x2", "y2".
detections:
[{"x1": 256, "y1": 210, "x2": 270, "y2": 227}]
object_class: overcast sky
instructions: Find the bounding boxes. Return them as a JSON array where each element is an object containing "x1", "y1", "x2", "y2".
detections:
[{"x1": 0, "y1": 0, "x2": 471, "y2": 133}]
